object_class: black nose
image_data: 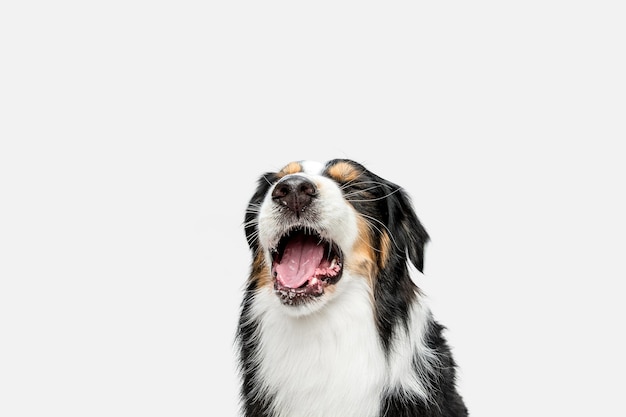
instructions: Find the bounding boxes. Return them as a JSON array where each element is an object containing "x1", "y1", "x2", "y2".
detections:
[{"x1": 271, "y1": 176, "x2": 318, "y2": 214}]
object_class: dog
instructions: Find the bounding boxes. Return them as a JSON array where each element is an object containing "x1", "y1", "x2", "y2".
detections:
[{"x1": 237, "y1": 159, "x2": 468, "y2": 417}]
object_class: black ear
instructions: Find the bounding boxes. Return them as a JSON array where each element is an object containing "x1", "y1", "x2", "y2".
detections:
[
  {"x1": 244, "y1": 172, "x2": 277, "y2": 250},
  {"x1": 382, "y1": 180, "x2": 430, "y2": 272}
]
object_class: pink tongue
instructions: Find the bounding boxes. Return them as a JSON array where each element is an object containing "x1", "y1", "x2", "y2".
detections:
[{"x1": 275, "y1": 234, "x2": 324, "y2": 289}]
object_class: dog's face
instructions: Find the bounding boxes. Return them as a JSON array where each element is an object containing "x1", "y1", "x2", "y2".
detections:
[{"x1": 244, "y1": 159, "x2": 428, "y2": 316}]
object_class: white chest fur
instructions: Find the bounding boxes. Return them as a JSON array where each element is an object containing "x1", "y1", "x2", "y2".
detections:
[{"x1": 250, "y1": 276, "x2": 387, "y2": 417}]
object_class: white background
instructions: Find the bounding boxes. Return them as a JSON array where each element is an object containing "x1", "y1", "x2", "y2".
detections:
[{"x1": 1, "y1": 1, "x2": 625, "y2": 416}]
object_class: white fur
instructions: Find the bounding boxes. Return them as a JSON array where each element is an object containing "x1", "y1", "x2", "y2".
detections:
[
  {"x1": 249, "y1": 275, "x2": 386, "y2": 417},
  {"x1": 386, "y1": 300, "x2": 440, "y2": 400},
  {"x1": 299, "y1": 160, "x2": 324, "y2": 175}
]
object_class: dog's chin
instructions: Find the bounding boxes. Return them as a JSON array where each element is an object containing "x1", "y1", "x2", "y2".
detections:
[
  {"x1": 271, "y1": 277, "x2": 342, "y2": 317},
  {"x1": 272, "y1": 289, "x2": 336, "y2": 317},
  {"x1": 268, "y1": 227, "x2": 344, "y2": 314}
]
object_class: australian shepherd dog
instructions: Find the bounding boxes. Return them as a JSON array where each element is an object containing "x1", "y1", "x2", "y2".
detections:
[{"x1": 237, "y1": 159, "x2": 468, "y2": 417}]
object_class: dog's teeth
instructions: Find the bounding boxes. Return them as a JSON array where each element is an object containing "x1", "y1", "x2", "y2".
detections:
[
  {"x1": 330, "y1": 259, "x2": 337, "y2": 269},
  {"x1": 311, "y1": 277, "x2": 319, "y2": 285}
]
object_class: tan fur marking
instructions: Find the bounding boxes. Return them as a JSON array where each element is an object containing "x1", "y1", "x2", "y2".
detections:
[
  {"x1": 251, "y1": 252, "x2": 273, "y2": 288},
  {"x1": 345, "y1": 214, "x2": 378, "y2": 290},
  {"x1": 327, "y1": 161, "x2": 362, "y2": 183},
  {"x1": 277, "y1": 162, "x2": 303, "y2": 178},
  {"x1": 378, "y1": 231, "x2": 392, "y2": 269}
]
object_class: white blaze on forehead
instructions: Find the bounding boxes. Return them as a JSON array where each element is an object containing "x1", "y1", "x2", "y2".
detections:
[{"x1": 299, "y1": 160, "x2": 325, "y2": 175}]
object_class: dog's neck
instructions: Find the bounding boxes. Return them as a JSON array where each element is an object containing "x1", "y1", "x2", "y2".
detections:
[
  {"x1": 247, "y1": 274, "x2": 436, "y2": 417},
  {"x1": 250, "y1": 275, "x2": 386, "y2": 417}
]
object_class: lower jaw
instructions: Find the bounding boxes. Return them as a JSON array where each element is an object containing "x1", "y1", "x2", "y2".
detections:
[{"x1": 274, "y1": 283, "x2": 325, "y2": 306}]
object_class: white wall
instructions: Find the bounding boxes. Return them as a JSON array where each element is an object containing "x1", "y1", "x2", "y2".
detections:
[{"x1": 1, "y1": 1, "x2": 625, "y2": 416}]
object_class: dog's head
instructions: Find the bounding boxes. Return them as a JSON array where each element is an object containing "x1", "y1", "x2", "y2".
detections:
[{"x1": 244, "y1": 159, "x2": 429, "y2": 316}]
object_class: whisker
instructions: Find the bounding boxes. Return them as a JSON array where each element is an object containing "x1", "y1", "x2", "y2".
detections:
[
  {"x1": 338, "y1": 176, "x2": 363, "y2": 190},
  {"x1": 342, "y1": 185, "x2": 382, "y2": 198},
  {"x1": 245, "y1": 206, "x2": 262, "y2": 215},
  {"x1": 339, "y1": 178, "x2": 388, "y2": 191},
  {"x1": 356, "y1": 232, "x2": 383, "y2": 254},
  {"x1": 358, "y1": 212, "x2": 401, "y2": 251},
  {"x1": 339, "y1": 179, "x2": 390, "y2": 190},
  {"x1": 345, "y1": 188, "x2": 402, "y2": 204},
  {"x1": 243, "y1": 220, "x2": 259, "y2": 230},
  {"x1": 261, "y1": 175, "x2": 273, "y2": 186}
]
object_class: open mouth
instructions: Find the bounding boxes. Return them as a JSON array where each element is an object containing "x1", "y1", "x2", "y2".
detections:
[{"x1": 270, "y1": 228, "x2": 343, "y2": 306}]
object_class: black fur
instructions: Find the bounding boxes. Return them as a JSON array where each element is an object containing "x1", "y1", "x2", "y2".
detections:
[
  {"x1": 244, "y1": 172, "x2": 277, "y2": 251},
  {"x1": 380, "y1": 321, "x2": 467, "y2": 417}
]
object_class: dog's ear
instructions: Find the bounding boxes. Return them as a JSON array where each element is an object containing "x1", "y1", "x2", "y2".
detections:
[
  {"x1": 381, "y1": 179, "x2": 430, "y2": 272},
  {"x1": 244, "y1": 172, "x2": 277, "y2": 250}
]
